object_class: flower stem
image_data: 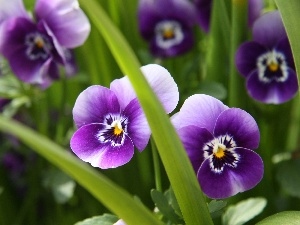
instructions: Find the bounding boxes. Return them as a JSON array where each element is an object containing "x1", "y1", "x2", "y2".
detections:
[{"x1": 151, "y1": 137, "x2": 162, "y2": 192}]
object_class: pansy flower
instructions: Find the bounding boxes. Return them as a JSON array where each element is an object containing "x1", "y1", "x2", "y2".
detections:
[
  {"x1": 172, "y1": 94, "x2": 263, "y2": 199},
  {"x1": 194, "y1": 0, "x2": 263, "y2": 32},
  {"x1": 70, "y1": 64, "x2": 179, "y2": 169},
  {"x1": 0, "y1": 0, "x2": 90, "y2": 87},
  {"x1": 235, "y1": 11, "x2": 297, "y2": 104},
  {"x1": 138, "y1": 0, "x2": 197, "y2": 58}
]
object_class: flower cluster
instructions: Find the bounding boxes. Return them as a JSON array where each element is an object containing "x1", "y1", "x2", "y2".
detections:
[
  {"x1": 0, "y1": 0, "x2": 90, "y2": 88},
  {"x1": 70, "y1": 63, "x2": 264, "y2": 199},
  {"x1": 137, "y1": 0, "x2": 263, "y2": 57},
  {"x1": 236, "y1": 11, "x2": 297, "y2": 104}
]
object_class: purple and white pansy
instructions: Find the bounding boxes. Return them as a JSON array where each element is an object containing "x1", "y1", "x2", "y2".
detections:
[
  {"x1": 0, "y1": 0, "x2": 90, "y2": 87},
  {"x1": 70, "y1": 64, "x2": 179, "y2": 169},
  {"x1": 235, "y1": 10, "x2": 298, "y2": 104},
  {"x1": 172, "y1": 94, "x2": 264, "y2": 199},
  {"x1": 138, "y1": 0, "x2": 197, "y2": 58}
]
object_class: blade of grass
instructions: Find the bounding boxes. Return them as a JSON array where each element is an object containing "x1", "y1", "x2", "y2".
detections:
[
  {"x1": 0, "y1": 116, "x2": 163, "y2": 225},
  {"x1": 78, "y1": 0, "x2": 213, "y2": 224}
]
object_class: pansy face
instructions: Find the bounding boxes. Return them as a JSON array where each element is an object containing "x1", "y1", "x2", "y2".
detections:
[
  {"x1": 257, "y1": 49, "x2": 288, "y2": 83},
  {"x1": 172, "y1": 94, "x2": 263, "y2": 199},
  {"x1": 71, "y1": 64, "x2": 179, "y2": 169},
  {"x1": 235, "y1": 11, "x2": 298, "y2": 104},
  {"x1": 155, "y1": 20, "x2": 184, "y2": 49},
  {"x1": 138, "y1": 0, "x2": 197, "y2": 57},
  {"x1": 204, "y1": 135, "x2": 239, "y2": 173},
  {"x1": 25, "y1": 32, "x2": 53, "y2": 61}
]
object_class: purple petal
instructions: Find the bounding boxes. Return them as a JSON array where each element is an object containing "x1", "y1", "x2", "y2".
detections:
[
  {"x1": 138, "y1": 0, "x2": 197, "y2": 40},
  {"x1": 198, "y1": 147, "x2": 264, "y2": 199},
  {"x1": 235, "y1": 41, "x2": 266, "y2": 77},
  {"x1": 35, "y1": 0, "x2": 90, "y2": 48},
  {"x1": 0, "y1": 0, "x2": 28, "y2": 24},
  {"x1": 70, "y1": 123, "x2": 134, "y2": 169},
  {"x1": 248, "y1": 0, "x2": 263, "y2": 27},
  {"x1": 194, "y1": 0, "x2": 211, "y2": 32},
  {"x1": 123, "y1": 99, "x2": 150, "y2": 152},
  {"x1": 73, "y1": 85, "x2": 120, "y2": 128},
  {"x1": 214, "y1": 108, "x2": 260, "y2": 149},
  {"x1": 252, "y1": 11, "x2": 286, "y2": 48},
  {"x1": 246, "y1": 69, "x2": 298, "y2": 104},
  {"x1": 275, "y1": 37, "x2": 295, "y2": 70},
  {"x1": 178, "y1": 125, "x2": 214, "y2": 172},
  {"x1": 172, "y1": 94, "x2": 228, "y2": 133},
  {"x1": 110, "y1": 64, "x2": 178, "y2": 114}
]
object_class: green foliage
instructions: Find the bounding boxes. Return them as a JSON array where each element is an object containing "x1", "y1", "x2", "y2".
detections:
[
  {"x1": 74, "y1": 214, "x2": 119, "y2": 225},
  {"x1": 276, "y1": 159, "x2": 300, "y2": 198},
  {"x1": 256, "y1": 211, "x2": 300, "y2": 225},
  {"x1": 208, "y1": 200, "x2": 227, "y2": 218},
  {"x1": 222, "y1": 197, "x2": 267, "y2": 225}
]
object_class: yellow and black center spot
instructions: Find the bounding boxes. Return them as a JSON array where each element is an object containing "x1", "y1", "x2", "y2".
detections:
[
  {"x1": 113, "y1": 125, "x2": 123, "y2": 136},
  {"x1": 163, "y1": 29, "x2": 175, "y2": 40},
  {"x1": 35, "y1": 36, "x2": 45, "y2": 49},
  {"x1": 214, "y1": 146, "x2": 225, "y2": 158},
  {"x1": 268, "y1": 61, "x2": 279, "y2": 72}
]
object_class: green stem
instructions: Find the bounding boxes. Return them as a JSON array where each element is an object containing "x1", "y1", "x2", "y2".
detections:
[
  {"x1": 151, "y1": 137, "x2": 162, "y2": 192},
  {"x1": 228, "y1": 0, "x2": 249, "y2": 107}
]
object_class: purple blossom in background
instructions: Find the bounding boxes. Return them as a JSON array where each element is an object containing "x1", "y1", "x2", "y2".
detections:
[
  {"x1": 236, "y1": 11, "x2": 297, "y2": 104},
  {"x1": 172, "y1": 94, "x2": 263, "y2": 199},
  {"x1": 138, "y1": 0, "x2": 197, "y2": 58},
  {"x1": 0, "y1": 0, "x2": 90, "y2": 87},
  {"x1": 70, "y1": 64, "x2": 179, "y2": 169},
  {"x1": 194, "y1": 0, "x2": 263, "y2": 32}
]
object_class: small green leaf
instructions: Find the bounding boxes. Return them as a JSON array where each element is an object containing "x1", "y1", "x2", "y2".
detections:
[
  {"x1": 164, "y1": 187, "x2": 182, "y2": 218},
  {"x1": 74, "y1": 214, "x2": 118, "y2": 225},
  {"x1": 276, "y1": 159, "x2": 300, "y2": 198},
  {"x1": 222, "y1": 197, "x2": 267, "y2": 225},
  {"x1": 256, "y1": 211, "x2": 300, "y2": 225},
  {"x1": 197, "y1": 81, "x2": 227, "y2": 100},
  {"x1": 43, "y1": 168, "x2": 76, "y2": 204},
  {"x1": 151, "y1": 189, "x2": 183, "y2": 224},
  {"x1": 208, "y1": 200, "x2": 227, "y2": 218}
]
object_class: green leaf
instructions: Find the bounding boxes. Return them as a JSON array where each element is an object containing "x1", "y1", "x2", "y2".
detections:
[
  {"x1": 222, "y1": 197, "x2": 267, "y2": 225},
  {"x1": 197, "y1": 81, "x2": 227, "y2": 100},
  {"x1": 256, "y1": 211, "x2": 300, "y2": 225},
  {"x1": 276, "y1": 159, "x2": 300, "y2": 198},
  {"x1": 275, "y1": 0, "x2": 300, "y2": 85},
  {"x1": 151, "y1": 189, "x2": 183, "y2": 224},
  {"x1": 78, "y1": 1, "x2": 213, "y2": 225},
  {"x1": 0, "y1": 116, "x2": 163, "y2": 225},
  {"x1": 208, "y1": 200, "x2": 227, "y2": 218},
  {"x1": 74, "y1": 214, "x2": 118, "y2": 225},
  {"x1": 43, "y1": 168, "x2": 76, "y2": 204},
  {"x1": 164, "y1": 187, "x2": 182, "y2": 218}
]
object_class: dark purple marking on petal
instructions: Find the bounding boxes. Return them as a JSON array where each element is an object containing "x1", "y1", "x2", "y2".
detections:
[{"x1": 214, "y1": 108, "x2": 260, "y2": 150}]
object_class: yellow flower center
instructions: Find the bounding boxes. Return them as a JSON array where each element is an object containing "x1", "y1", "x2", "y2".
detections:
[
  {"x1": 268, "y1": 61, "x2": 279, "y2": 72},
  {"x1": 163, "y1": 29, "x2": 175, "y2": 40},
  {"x1": 213, "y1": 144, "x2": 226, "y2": 158},
  {"x1": 35, "y1": 36, "x2": 45, "y2": 49},
  {"x1": 112, "y1": 121, "x2": 123, "y2": 136}
]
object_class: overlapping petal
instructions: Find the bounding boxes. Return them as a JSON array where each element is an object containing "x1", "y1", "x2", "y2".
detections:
[
  {"x1": 246, "y1": 68, "x2": 298, "y2": 104},
  {"x1": 35, "y1": 0, "x2": 90, "y2": 48},
  {"x1": 252, "y1": 11, "x2": 286, "y2": 48},
  {"x1": 72, "y1": 85, "x2": 120, "y2": 128},
  {"x1": 198, "y1": 148, "x2": 263, "y2": 199},
  {"x1": 178, "y1": 125, "x2": 213, "y2": 172},
  {"x1": 0, "y1": 0, "x2": 28, "y2": 24},
  {"x1": 110, "y1": 64, "x2": 178, "y2": 114},
  {"x1": 214, "y1": 108, "x2": 260, "y2": 150},
  {"x1": 235, "y1": 41, "x2": 266, "y2": 77},
  {"x1": 172, "y1": 94, "x2": 228, "y2": 132}
]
